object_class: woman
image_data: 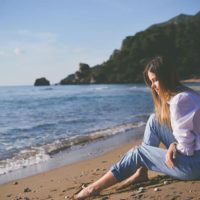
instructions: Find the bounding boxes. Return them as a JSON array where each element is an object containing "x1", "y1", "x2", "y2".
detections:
[{"x1": 73, "y1": 56, "x2": 200, "y2": 199}]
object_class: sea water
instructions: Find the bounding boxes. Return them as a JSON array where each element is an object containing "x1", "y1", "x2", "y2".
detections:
[{"x1": 2, "y1": 83, "x2": 198, "y2": 183}]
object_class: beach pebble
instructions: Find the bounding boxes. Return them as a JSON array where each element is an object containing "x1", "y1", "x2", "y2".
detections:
[
  {"x1": 95, "y1": 168, "x2": 100, "y2": 172},
  {"x1": 154, "y1": 187, "x2": 160, "y2": 192},
  {"x1": 14, "y1": 197, "x2": 23, "y2": 200},
  {"x1": 135, "y1": 190, "x2": 143, "y2": 194},
  {"x1": 24, "y1": 187, "x2": 32, "y2": 193},
  {"x1": 101, "y1": 197, "x2": 109, "y2": 200},
  {"x1": 13, "y1": 181, "x2": 19, "y2": 185},
  {"x1": 135, "y1": 187, "x2": 145, "y2": 194},
  {"x1": 139, "y1": 187, "x2": 144, "y2": 191},
  {"x1": 164, "y1": 181, "x2": 169, "y2": 185},
  {"x1": 184, "y1": 197, "x2": 193, "y2": 200}
]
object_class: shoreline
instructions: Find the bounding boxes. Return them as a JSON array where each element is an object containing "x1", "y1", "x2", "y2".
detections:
[
  {"x1": 1, "y1": 136, "x2": 200, "y2": 200},
  {"x1": 181, "y1": 78, "x2": 200, "y2": 83},
  {"x1": 0, "y1": 125, "x2": 146, "y2": 185},
  {"x1": 0, "y1": 136, "x2": 143, "y2": 199}
]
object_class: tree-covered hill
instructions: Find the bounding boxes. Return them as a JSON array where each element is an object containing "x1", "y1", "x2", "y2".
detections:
[{"x1": 60, "y1": 11, "x2": 200, "y2": 84}]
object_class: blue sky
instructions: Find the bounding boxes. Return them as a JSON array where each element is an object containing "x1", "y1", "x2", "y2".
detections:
[{"x1": 0, "y1": 0, "x2": 200, "y2": 86}]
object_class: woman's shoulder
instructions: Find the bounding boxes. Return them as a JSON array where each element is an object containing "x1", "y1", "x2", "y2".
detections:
[{"x1": 170, "y1": 90, "x2": 200, "y2": 106}]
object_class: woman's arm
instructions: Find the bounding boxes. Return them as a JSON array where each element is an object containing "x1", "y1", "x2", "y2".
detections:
[
  {"x1": 170, "y1": 93, "x2": 198, "y2": 156},
  {"x1": 165, "y1": 142, "x2": 177, "y2": 168}
]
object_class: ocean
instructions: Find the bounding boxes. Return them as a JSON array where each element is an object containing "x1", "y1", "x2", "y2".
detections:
[{"x1": 0, "y1": 83, "x2": 199, "y2": 183}]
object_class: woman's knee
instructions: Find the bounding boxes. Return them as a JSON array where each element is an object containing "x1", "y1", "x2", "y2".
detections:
[
  {"x1": 111, "y1": 146, "x2": 142, "y2": 181},
  {"x1": 143, "y1": 113, "x2": 161, "y2": 146},
  {"x1": 147, "y1": 113, "x2": 157, "y2": 127}
]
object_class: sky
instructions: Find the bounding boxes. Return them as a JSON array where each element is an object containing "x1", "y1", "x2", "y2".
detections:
[{"x1": 0, "y1": 0, "x2": 200, "y2": 86}]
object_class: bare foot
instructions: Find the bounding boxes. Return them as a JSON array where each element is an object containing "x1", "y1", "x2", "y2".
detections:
[
  {"x1": 117, "y1": 166, "x2": 149, "y2": 190},
  {"x1": 72, "y1": 171, "x2": 117, "y2": 199},
  {"x1": 73, "y1": 185, "x2": 98, "y2": 200}
]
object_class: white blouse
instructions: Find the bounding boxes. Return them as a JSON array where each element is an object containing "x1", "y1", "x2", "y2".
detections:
[{"x1": 169, "y1": 91, "x2": 200, "y2": 156}]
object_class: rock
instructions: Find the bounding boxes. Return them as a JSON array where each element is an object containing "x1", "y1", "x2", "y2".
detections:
[
  {"x1": 139, "y1": 187, "x2": 145, "y2": 191},
  {"x1": 34, "y1": 77, "x2": 50, "y2": 86},
  {"x1": 154, "y1": 187, "x2": 160, "y2": 192},
  {"x1": 164, "y1": 181, "x2": 169, "y2": 185},
  {"x1": 135, "y1": 187, "x2": 145, "y2": 194},
  {"x1": 60, "y1": 74, "x2": 76, "y2": 85},
  {"x1": 24, "y1": 187, "x2": 32, "y2": 193},
  {"x1": 136, "y1": 190, "x2": 143, "y2": 194},
  {"x1": 101, "y1": 197, "x2": 109, "y2": 200},
  {"x1": 60, "y1": 63, "x2": 95, "y2": 84},
  {"x1": 15, "y1": 196, "x2": 23, "y2": 200},
  {"x1": 185, "y1": 197, "x2": 193, "y2": 200}
]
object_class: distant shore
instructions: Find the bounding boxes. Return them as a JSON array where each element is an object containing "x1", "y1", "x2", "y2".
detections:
[{"x1": 182, "y1": 78, "x2": 200, "y2": 83}]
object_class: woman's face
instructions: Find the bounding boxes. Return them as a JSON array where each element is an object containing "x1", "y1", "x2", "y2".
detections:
[{"x1": 148, "y1": 71, "x2": 160, "y2": 95}]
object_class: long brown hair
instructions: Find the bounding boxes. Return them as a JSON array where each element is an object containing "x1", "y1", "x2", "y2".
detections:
[{"x1": 143, "y1": 56, "x2": 181, "y2": 128}]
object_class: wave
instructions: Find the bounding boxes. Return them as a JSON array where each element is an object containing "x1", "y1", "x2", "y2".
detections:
[
  {"x1": 0, "y1": 120, "x2": 147, "y2": 176},
  {"x1": 11, "y1": 122, "x2": 57, "y2": 133},
  {"x1": 40, "y1": 87, "x2": 54, "y2": 91},
  {"x1": 43, "y1": 120, "x2": 146, "y2": 155},
  {"x1": 0, "y1": 147, "x2": 50, "y2": 175},
  {"x1": 128, "y1": 86, "x2": 150, "y2": 92}
]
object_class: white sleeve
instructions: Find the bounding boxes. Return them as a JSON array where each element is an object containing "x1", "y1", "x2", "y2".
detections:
[{"x1": 170, "y1": 93, "x2": 196, "y2": 156}]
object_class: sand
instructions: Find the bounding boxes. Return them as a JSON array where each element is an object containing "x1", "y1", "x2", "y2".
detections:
[{"x1": 0, "y1": 137, "x2": 200, "y2": 200}]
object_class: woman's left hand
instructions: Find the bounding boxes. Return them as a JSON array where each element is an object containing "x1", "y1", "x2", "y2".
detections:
[{"x1": 165, "y1": 143, "x2": 177, "y2": 168}]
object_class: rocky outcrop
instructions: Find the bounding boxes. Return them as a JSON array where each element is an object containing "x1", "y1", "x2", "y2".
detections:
[
  {"x1": 60, "y1": 63, "x2": 96, "y2": 85},
  {"x1": 60, "y1": 74, "x2": 76, "y2": 84},
  {"x1": 34, "y1": 77, "x2": 50, "y2": 86}
]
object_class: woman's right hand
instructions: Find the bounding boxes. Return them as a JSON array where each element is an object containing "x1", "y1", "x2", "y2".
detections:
[{"x1": 165, "y1": 143, "x2": 177, "y2": 168}]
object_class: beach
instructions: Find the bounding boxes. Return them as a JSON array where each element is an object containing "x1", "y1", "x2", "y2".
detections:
[
  {"x1": 1, "y1": 83, "x2": 200, "y2": 200},
  {"x1": 1, "y1": 136, "x2": 200, "y2": 200}
]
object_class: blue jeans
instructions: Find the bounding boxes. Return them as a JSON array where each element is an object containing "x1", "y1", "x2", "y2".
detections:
[{"x1": 111, "y1": 114, "x2": 200, "y2": 181}]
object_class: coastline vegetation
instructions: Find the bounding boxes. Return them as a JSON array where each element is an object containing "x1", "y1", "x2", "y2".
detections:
[{"x1": 60, "y1": 11, "x2": 200, "y2": 85}]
